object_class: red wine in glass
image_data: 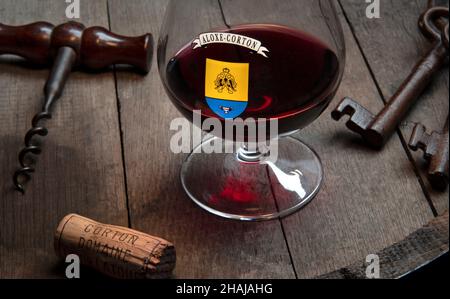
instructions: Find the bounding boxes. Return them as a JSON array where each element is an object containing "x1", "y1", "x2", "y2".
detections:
[
  {"x1": 163, "y1": 24, "x2": 341, "y2": 139},
  {"x1": 158, "y1": 0, "x2": 346, "y2": 221}
]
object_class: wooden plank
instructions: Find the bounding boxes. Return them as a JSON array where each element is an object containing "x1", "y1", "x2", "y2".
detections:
[
  {"x1": 339, "y1": 0, "x2": 449, "y2": 213},
  {"x1": 108, "y1": 0, "x2": 295, "y2": 278},
  {"x1": 0, "y1": 0, "x2": 128, "y2": 278},
  {"x1": 220, "y1": 0, "x2": 436, "y2": 278},
  {"x1": 319, "y1": 211, "x2": 449, "y2": 279}
]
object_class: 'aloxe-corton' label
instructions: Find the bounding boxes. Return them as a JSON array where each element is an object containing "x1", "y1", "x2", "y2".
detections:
[{"x1": 193, "y1": 32, "x2": 270, "y2": 58}]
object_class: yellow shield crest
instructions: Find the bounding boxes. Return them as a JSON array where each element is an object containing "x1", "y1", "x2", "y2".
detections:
[{"x1": 205, "y1": 58, "x2": 249, "y2": 118}]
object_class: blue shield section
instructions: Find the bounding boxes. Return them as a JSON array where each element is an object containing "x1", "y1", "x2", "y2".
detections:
[{"x1": 206, "y1": 97, "x2": 248, "y2": 119}]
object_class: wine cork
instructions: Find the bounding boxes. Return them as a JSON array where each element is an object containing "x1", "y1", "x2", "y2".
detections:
[{"x1": 54, "y1": 214, "x2": 175, "y2": 279}]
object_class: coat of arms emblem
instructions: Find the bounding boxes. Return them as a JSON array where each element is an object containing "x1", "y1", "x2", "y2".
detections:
[
  {"x1": 214, "y1": 68, "x2": 237, "y2": 94},
  {"x1": 205, "y1": 59, "x2": 249, "y2": 119}
]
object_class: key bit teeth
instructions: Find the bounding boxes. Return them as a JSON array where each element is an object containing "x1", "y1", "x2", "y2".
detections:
[
  {"x1": 331, "y1": 97, "x2": 375, "y2": 136},
  {"x1": 409, "y1": 123, "x2": 427, "y2": 151},
  {"x1": 409, "y1": 123, "x2": 439, "y2": 159}
]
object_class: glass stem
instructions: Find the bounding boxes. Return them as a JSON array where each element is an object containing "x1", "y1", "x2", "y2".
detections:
[{"x1": 237, "y1": 143, "x2": 269, "y2": 163}]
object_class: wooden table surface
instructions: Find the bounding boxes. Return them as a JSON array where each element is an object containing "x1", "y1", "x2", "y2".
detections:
[{"x1": 0, "y1": 0, "x2": 448, "y2": 279}]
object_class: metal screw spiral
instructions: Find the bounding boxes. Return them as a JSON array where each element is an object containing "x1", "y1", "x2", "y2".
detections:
[
  {"x1": 13, "y1": 112, "x2": 52, "y2": 193},
  {"x1": 11, "y1": 47, "x2": 76, "y2": 194}
]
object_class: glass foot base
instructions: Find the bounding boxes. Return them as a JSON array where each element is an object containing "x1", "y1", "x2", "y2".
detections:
[{"x1": 181, "y1": 136, "x2": 323, "y2": 221}]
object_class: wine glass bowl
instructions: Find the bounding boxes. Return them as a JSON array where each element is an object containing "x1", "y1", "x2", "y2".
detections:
[
  {"x1": 158, "y1": 0, "x2": 345, "y2": 220},
  {"x1": 163, "y1": 24, "x2": 341, "y2": 139}
]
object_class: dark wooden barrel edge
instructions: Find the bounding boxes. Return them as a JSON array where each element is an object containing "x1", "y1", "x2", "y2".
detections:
[{"x1": 317, "y1": 211, "x2": 449, "y2": 279}]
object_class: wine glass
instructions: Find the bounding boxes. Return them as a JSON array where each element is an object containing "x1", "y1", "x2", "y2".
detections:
[{"x1": 158, "y1": 0, "x2": 346, "y2": 221}]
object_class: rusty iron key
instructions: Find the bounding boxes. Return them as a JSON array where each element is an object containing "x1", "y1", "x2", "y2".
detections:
[
  {"x1": 332, "y1": 7, "x2": 449, "y2": 149},
  {"x1": 409, "y1": 116, "x2": 449, "y2": 191}
]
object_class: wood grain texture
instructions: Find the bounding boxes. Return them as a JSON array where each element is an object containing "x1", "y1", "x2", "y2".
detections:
[
  {"x1": 0, "y1": 0, "x2": 445, "y2": 279},
  {"x1": 0, "y1": 0, "x2": 128, "y2": 278},
  {"x1": 318, "y1": 211, "x2": 448, "y2": 279},
  {"x1": 339, "y1": 0, "x2": 449, "y2": 213},
  {"x1": 221, "y1": 0, "x2": 437, "y2": 278},
  {"x1": 108, "y1": 0, "x2": 295, "y2": 279}
]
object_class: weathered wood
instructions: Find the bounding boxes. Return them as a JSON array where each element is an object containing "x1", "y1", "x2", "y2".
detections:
[
  {"x1": 221, "y1": 0, "x2": 436, "y2": 278},
  {"x1": 318, "y1": 211, "x2": 449, "y2": 279},
  {"x1": 108, "y1": 0, "x2": 295, "y2": 279},
  {"x1": 0, "y1": 0, "x2": 128, "y2": 278},
  {"x1": 339, "y1": 0, "x2": 449, "y2": 213},
  {"x1": 0, "y1": 0, "x2": 446, "y2": 279}
]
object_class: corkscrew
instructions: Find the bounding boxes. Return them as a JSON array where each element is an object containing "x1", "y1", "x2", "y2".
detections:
[{"x1": 0, "y1": 21, "x2": 153, "y2": 193}]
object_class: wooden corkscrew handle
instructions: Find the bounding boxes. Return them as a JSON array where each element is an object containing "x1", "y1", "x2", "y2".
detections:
[
  {"x1": 0, "y1": 21, "x2": 54, "y2": 65},
  {"x1": 0, "y1": 21, "x2": 153, "y2": 73},
  {"x1": 9, "y1": 21, "x2": 153, "y2": 194}
]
